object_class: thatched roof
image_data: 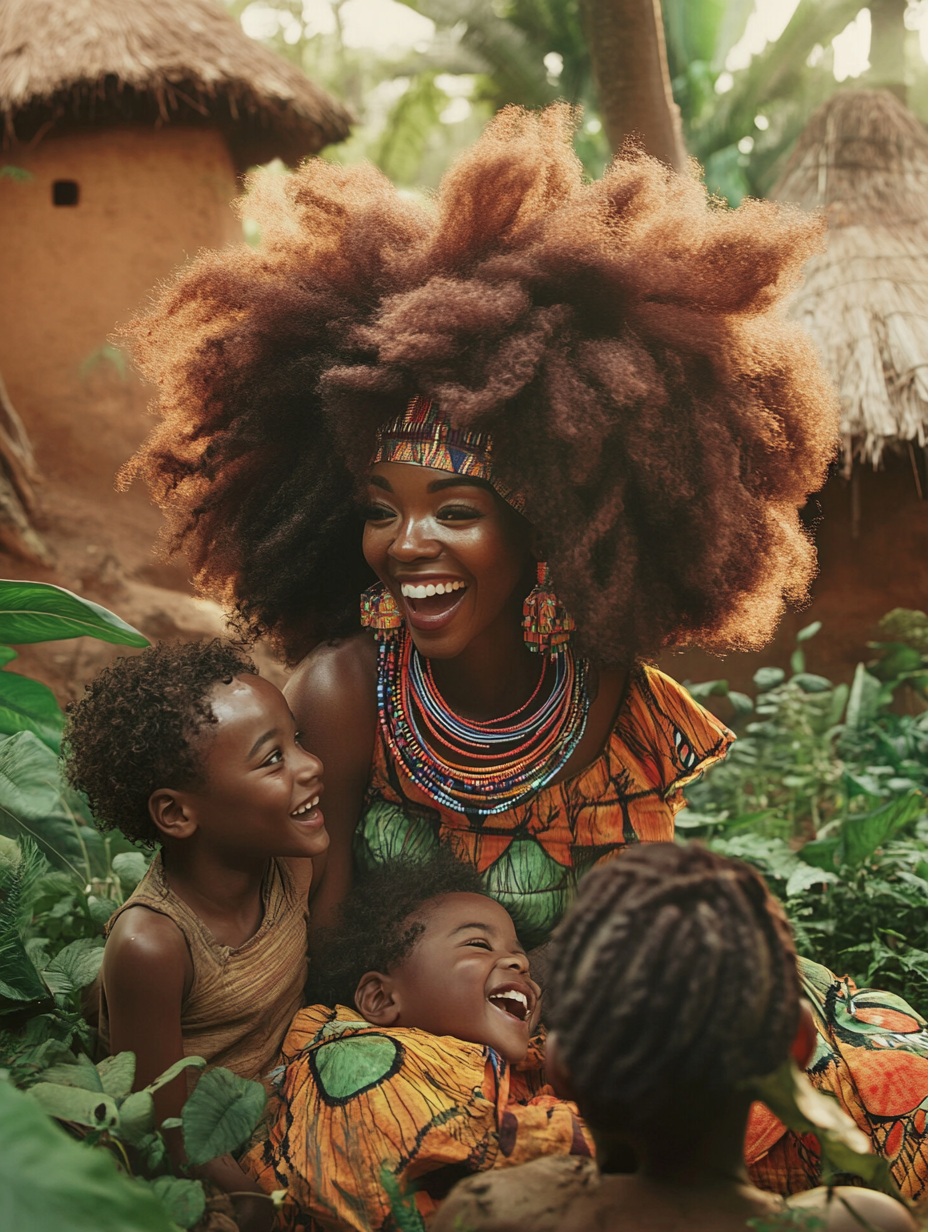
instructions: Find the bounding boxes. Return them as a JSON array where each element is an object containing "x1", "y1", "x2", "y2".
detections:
[
  {"x1": 0, "y1": 0, "x2": 352, "y2": 169},
  {"x1": 773, "y1": 89, "x2": 928, "y2": 467}
]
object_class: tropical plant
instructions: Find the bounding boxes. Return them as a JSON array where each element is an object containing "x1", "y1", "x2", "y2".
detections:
[{"x1": 684, "y1": 611, "x2": 928, "y2": 1011}]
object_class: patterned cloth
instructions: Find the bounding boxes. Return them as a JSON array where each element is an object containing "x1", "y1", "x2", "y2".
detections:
[
  {"x1": 746, "y1": 956, "x2": 928, "y2": 1200},
  {"x1": 241, "y1": 1005, "x2": 593, "y2": 1232},
  {"x1": 355, "y1": 664, "x2": 734, "y2": 949}
]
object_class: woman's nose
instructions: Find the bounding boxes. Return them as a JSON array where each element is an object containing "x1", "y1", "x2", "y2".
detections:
[{"x1": 388, "y1": 514, "x2": 441, "y2": 560}]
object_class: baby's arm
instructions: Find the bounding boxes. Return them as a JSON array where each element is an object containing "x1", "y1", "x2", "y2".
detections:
[{"x1": 104, "y1": 908, "x2": 274, "y2": 1232}]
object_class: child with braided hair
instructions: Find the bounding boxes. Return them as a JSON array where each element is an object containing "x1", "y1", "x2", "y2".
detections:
[{"x1": 433, "y1": 844, "x2": 916, "y2": 1232}]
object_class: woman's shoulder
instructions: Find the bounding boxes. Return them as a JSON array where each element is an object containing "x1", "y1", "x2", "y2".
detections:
[
  {"x1": 285, "y1": 632, "x2": 378, "y2": 733},
  {"x1": 613, "y1": 664, "x2": 735, "y2": 796}
]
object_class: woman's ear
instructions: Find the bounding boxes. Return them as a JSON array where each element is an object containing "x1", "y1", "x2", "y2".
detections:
[
  {"x1": 791, "y1": 999, "x2": 818, "y2": 1069},
  {"x1": 355, "y1": 972, "x2": 401, "y2": 1026},
  {"x1": 545, "y1": 1031, "x2": 576, "y2": 1101},
  {"x1": 149, "y1": 790, "x2": 197, "y2": 842}
]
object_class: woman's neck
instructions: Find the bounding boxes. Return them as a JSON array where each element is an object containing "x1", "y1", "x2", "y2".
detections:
[
  {"x1": 428, "y1": 597, "x2": 544, "y2": 720},
  {"x1": 628, "y1": 1094, "x2": 754, "y2": 1189}
]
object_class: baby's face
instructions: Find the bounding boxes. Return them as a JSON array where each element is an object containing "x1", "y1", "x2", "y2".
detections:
[{"x1": 384, "y1": 893, "x2": 540, "y2": 1063}]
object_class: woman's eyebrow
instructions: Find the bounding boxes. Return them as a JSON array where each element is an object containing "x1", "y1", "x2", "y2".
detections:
[
  {"x1": 369, "y1": 474, "x2": 392, "y2": 491},
  {"x1": 427, "y1": 476, "x2": 489, "y2": 493}
]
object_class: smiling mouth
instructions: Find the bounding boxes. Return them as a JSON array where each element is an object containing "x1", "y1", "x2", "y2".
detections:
[
  {"x1": 398, "y1": 581, "x2": 469, "y2": 629},
  {"x1": 291, "y1": 795, "x2": 321, "y2": 822},
  {"x1": 487, "y1": 989, "x2": 530, "y2": 1022}
]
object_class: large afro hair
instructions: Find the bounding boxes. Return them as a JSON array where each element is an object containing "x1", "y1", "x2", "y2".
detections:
[{"x1": 122, "y1": 105, "x2": 838, "y2": 666}]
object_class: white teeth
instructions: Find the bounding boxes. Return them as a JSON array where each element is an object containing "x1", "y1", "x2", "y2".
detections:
[
  {"x1": 489, "y1": 990, "x2": 529, "y2": 1013},
  {"x1": 400, "y1": 581, "x2": 466, "y2": 598},
  {"x1": 292, "y1": 796, "x2": 320, "y2": 817}
]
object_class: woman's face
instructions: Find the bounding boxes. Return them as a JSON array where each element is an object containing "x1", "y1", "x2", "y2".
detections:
[{"x1": 363, "y1": 461, "x2": 533, "y2": 659}]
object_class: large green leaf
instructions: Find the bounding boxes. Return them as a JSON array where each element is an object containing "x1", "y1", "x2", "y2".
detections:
[
  {"x1": 181, "y1": 1066, "x2": 267, "y2": 1166},
  {"x1": 97, "y1": 1051, "x2": 135, "y2": 1098},
  {"x1": 27, "y1": 1083, "x2": 119, "y2": 1130},
  {"x1": 0, "y1": 934, "x2": 47, "y2": 1004},
  {"x1": 140, "y1": 1177, "x2": 206, "y2": 1230},
  {"x1": 118, "y1": 1089, "x2": 156, "y2": 1145},
  {"x1": 41, "y1": 938, "x2": 104, "y2": 1001},
  {"x1": 0, "y1": 670, "x2": 64, "y2": 750},
  {"x1": 0, "y1": 731, "x2": 97, "y2": 876},
  {"x1": 0, "y1": 836, "x2": 48, "y2": 1003},
  {"x1": 842, "y1": 792, "x2": 926, "y2": 869},
  {"x1": 0, "y1": 1081, "x2": 175, "y2": 1232},
  {"x1": 0, "y1": 581, "x2": 148, "y2": 647}
]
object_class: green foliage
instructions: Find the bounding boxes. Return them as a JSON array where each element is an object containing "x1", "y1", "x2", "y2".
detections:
[
  {"x1": 0, "y1": 579, "x2": 148, "y2": 647},
  {"x1": 0, "y1": 1080, "x2": 177, "y2": 1232},
  {"x1": 181, "y1": 1067, "x2": 268, "y2": 1166},
  {"x1": 685, "y1": 613, "x2": 928, "y2": 1011},
  {"x1": 0, "y1": 164, "x2": 33, "y2": 182}
]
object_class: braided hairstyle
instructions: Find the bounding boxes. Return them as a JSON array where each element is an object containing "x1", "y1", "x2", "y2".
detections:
[{"x1": 546, "y1": 843, "x2": 799, "y2": 1130}]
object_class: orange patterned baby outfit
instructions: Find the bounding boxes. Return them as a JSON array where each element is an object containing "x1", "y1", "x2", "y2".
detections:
[
  {"x1": 356, "y1": 665, "x2": 734, "y2": 949},
  {"x1": 242, "y1": 1005, "x2": 593, "y2": 1232}
]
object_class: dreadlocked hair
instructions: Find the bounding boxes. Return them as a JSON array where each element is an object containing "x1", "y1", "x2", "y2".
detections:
[
  {"x1": 546, "y1": 843, "x2": 799, "y2": 1130},
  {"x1": 308, "y1": 849, "x2": 486, "y2": 1009},
  {"x1": 122, "y1": 104, "x2": 838, "y2": 666},
  {"x1": 64, "y1": 639, "x2": 258, "y2": 848}
]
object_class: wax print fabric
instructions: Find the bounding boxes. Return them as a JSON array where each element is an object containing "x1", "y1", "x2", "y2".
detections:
[
  {"x1": 356, "y1": 665, "x2": 734, "y2": 949},
  {"x1": 242, "y1": 1004, "x2": 593, "y2": 1232},
  {"x1": 746, "y1": 956, "x2": 928, "y2": 1199}
]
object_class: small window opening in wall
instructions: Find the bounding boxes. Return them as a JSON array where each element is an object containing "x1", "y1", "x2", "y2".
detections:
[{"x1": 52, "y1": 180, "x2": 79, "y2": 206}]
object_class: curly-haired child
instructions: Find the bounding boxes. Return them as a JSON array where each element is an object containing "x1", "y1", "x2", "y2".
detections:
[
  {"x1": 65, "y1": 640, "x2": 329, "y2": 1232},
  {"x1": 433, "y1": 844, "x2": 915, "y2": 1232},
  {"x1": 242, "y1": 851, "x2": 593, "y2": 1232}
]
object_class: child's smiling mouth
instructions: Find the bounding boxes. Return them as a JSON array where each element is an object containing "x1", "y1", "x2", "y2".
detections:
[
  {"x1": 487, "y1": 982, "x2": 534, "y2": 1022},
  {"x1": 290, "y1": 794, "x2": 323, "y2": 825}
]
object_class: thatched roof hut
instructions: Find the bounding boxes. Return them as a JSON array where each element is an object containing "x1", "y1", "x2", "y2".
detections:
[
  {"x1": 0, "y1": 0, "x2": 352, "y2": 168},
  {"x1": 774, "y1": 89, "x2": 928, "y2": 472}
]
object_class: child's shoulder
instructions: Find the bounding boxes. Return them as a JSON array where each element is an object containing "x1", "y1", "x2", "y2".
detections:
[
  {"x1": 104, "y1": 903, "x2": 192, "y2": 993},
  {"x1": 431, "y1": 1154, "x2": 598, "y2": 1232}
]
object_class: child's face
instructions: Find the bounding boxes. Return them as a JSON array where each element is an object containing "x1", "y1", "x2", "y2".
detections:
[
  {"x1": 157, "y1": 675, "x2": 329, "y2": 860},
  {"x1": 372, "y1": 893, "x2": 540, "y2": 1063}
]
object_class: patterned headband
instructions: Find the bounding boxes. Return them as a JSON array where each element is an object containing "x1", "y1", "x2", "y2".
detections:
[{"x1": 370, "y1": 396, "x2": 526, "y2": 515}]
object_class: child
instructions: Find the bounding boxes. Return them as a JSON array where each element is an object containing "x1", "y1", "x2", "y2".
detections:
[
  {"x1": 433, "y1": 843, "x2": 915, "y2": 1232},
  {"x1": 242, "y1": 852, "x2": 593, "y2": 1232},
  {"x1": 65, "y1": 640, "x2": 329, "y2": 1231}
]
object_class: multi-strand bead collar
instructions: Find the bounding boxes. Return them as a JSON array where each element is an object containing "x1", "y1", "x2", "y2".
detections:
[{"x1": 376, "y1": 630, "x2": 591, "y2": 816}]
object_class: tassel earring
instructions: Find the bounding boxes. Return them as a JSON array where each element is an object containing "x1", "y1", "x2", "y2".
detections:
[
  {"x1": 522, "y1": 562, "x2": 575, "y2": 655},
  {"x1": 360, "y1": 583, "x2": 404, "y2": 641}
]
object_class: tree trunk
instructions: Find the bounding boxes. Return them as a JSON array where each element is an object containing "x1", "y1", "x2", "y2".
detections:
[
  {"x1": 868, "y1": 0, "x2": 907, "y2": 102},
  {"x1": 0, "y1": 372, "x2": 52, "y2": 566},
  {"x1": 578, "y1": 0, "x2": 686, "y2": 170}
]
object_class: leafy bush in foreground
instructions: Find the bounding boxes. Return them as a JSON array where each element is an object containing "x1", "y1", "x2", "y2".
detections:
[{"x1": 685, "y1": 612, "x2": 928, "y2": 1012}]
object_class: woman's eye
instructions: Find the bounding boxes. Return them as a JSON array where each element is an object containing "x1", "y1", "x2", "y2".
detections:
[
  {"x1": 294, "y1": 732, "x2": 305, "y2": 749},
  {"x1": 438, "y1": 505, "x2": 483, "y2": 522},
  {"x1": 362, "y1": 504, "x2": 395, "y2": 522}
]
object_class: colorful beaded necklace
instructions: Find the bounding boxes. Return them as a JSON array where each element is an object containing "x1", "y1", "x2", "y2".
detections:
[{"x1": 376, "y1": 629, "x2": 591, "y2": 815}]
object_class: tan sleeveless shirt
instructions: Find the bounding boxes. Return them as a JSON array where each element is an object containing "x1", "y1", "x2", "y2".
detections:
[{"x1": 100, "y1": 855, "x2": 308, "y2": 1091}]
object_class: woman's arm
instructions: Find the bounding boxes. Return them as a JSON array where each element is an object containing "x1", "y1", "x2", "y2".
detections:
[{"x1": 284, "y1": 633, "x2": 378, "y2": 936}]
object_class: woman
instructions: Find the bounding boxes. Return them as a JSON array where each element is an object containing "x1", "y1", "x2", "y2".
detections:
[{"x1": 123, "y1": 105, "x2": 835, "y2": 950}]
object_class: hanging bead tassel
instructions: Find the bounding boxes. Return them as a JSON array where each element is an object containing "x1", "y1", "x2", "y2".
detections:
[
  {"x1": 360, "y1": 583, "x2": 404, "y2": 641},
  {"x1": 522, "y1": 562, "x2": 575, "y2": 656}
]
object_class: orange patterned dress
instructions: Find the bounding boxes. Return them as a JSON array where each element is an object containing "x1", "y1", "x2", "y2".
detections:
[
  {"x1": 242, "y1": 1005, "x2": 593, "y2": 1232},
  {"x1": 355, "y1": 665, "x2": 734, "y2": 949}
]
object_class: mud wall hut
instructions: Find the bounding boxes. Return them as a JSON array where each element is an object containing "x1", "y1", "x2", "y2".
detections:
[{"x1": 0, "y1": 0, "x2": 350, "y2": 573}]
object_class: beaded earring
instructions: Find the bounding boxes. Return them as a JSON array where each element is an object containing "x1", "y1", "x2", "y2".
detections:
[
  {"x1": 360, "y1": 583, "x2": 404, "y2": 641},
  {"x1": 522, "y1": 562, "x2": 575, "y2": 655}
]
